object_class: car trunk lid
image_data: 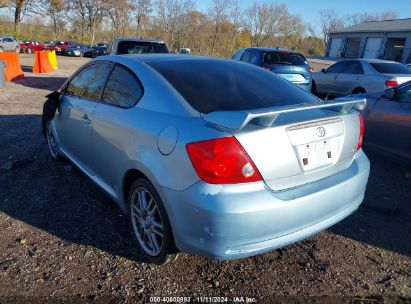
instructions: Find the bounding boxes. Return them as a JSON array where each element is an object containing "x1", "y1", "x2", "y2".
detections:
[
  {"x1": 203, "y1": 98, "x2": 365, "y2": 191},
  {"x1": 264, "y1": 65, "x2": 311, "y2": 84}
]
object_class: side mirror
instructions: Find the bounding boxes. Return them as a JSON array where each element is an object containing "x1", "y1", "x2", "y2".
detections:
[
  {"x1": 321, "y1": 68, "x2": 326, "y2": 73},
  {"x1": 383, "y1": 88, "x2": 395, "y2": 99},
  {"x1": 45, "y1": 90, "x2": 61, "y2": 103}
]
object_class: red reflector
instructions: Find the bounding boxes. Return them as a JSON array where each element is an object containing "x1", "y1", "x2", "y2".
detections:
[
  {"x1": 186, "y1": 137, "x2": 262, "y2": 184},
  {"x1": 385, "y1": 79, "x2": 398, "y2": 88},
  {"x1": 357, "y1": 114, "x2": 364, "y2": 151}
]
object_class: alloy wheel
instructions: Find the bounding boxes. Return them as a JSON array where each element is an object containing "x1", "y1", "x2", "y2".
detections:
[
  {"x1": 130, "y1": 187, "x2": 164, "y2": 256},
  {"x1": 46, "y1": 122, "x2": 59, "y2": 159}
]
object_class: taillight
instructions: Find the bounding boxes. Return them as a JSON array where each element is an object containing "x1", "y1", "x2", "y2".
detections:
[
  {"x1": 186, "y1": 137, "x2": 262, "y2": 184},
  {"x1": 385, "y1": 79, "x2": 398, "y2": 88},
  {"x1": 307, "y1": 67, "x2": 313, "y2": 73},
  {"x1": 356, "y1": 114, "x2": 364, "y2": 151}
]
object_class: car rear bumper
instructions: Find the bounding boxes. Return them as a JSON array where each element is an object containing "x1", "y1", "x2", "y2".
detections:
[{"x1": 160, "y1": 150, "x2": 370, "y2": 260}]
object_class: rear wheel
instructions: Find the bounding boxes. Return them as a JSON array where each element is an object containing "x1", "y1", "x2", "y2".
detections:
[
  {"x1": 311, "y1": 81, "x2": 317, "y2": 95},
  {"x1": 128, "y1": 178, "x2": 178, "y2": 265},
  {"x1": 352, "y1": 87, "x2": 366, "y2": 95}
]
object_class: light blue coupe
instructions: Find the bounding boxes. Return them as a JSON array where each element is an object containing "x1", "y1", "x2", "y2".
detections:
[{"x1": 43, "y1": 55, "x2": 370, "y2": 264}]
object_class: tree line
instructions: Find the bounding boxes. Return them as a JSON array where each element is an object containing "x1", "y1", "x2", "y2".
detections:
[{"x1": 0, "y1": 0, "x2": 399, "y2": 58}]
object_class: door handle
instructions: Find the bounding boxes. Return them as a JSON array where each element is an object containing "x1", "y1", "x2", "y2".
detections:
[{"x1": 82, "y1": 114, "x2": 91, "y2": 125}]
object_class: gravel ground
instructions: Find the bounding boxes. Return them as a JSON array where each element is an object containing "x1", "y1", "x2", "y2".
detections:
[{"x1": 0, "y1": 54, "x2": 410, "y2": 303}]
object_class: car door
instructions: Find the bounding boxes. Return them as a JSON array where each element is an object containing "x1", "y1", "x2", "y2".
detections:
[
  {"x1": 316, "y1": 61, "x2": 346, "y2": 95},
  {"x1": 364, "y1": 83, "x2": 411, "y2": 160},
  {"x1": 55, "y1": 62, "x2": 113, "y2": 172},
  {"x1": 337, "y1": 61, "x2": 365, "y2": 95},
  {"x1": 89, "y1": 64, "x2": 144, "y2": 193}
]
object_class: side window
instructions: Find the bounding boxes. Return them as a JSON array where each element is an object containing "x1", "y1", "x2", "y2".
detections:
[
  {"x1": 4, "y1": 38, "x2": 13, "y2": 43},
  {"x1": 66, "y1": 63, "x2": 112, "y2": 101},
  {"x1": 327, "y1": 61, "x2": 346, "y2": 73},
  {"x1": 397, "y1": 85, "x2": 411, "y2": 102},
  {"x1": 232, "y1": 49, "x2": 244, "y2": 60},
  {"x1": 240, "y1": 50, "x2": 254, "y2": 63},
  {"x1": 102, "y1": 65, "x2": 143, "y2": 108},
  {"x1": 343, "y1": 61, "x2": 364, "y2": 74}
]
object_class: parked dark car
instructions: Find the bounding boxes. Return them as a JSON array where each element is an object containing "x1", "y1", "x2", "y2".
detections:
[
  {"x1": 64, "y1": 44, "x2": 90, "y2": 57},
  {"x1": 46, "y1": 41, "x2": 77, "y2": 55},
  {"x1": 106, "y1": 38, "x2": 169, "y2": 55},
  {"x1": 83, "y1": 45, "x2": 107, "y2": 58},
  {"x1": 362, "y1": 81, "x2": 411, "y2": 163},
  {"x1": 231, "y1": 47, "x2": 313, "y2": 92}
]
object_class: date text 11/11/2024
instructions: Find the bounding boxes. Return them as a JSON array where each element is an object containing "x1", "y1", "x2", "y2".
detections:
[{"x1": 148, "y1": 296, "x2": 258, "y2": 303}]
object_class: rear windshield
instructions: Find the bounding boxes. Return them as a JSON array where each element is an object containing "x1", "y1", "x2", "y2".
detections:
[
  {"x1": 147, "y1": 59, "x2": 317, "y2": 114},
  {"x1": 263, "y1": 52, "x2": 307, "y2": 65},
  {"x1": 370, "y1": 63, "x2": 411, "y2": 74},
  {"x1": 117, "y1": 41, "x2": 168, "y2": 54}
]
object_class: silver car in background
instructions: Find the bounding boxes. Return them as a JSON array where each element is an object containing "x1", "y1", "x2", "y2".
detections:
[
  {"x1": 43, "y1": 55, "x2": 370, "y2": 264},
  {"x1": 312, "y1": 59, "x2": 411, "y2": 97},
  {"x1": 0, "y1": 37, "x2": 20, "y2": 52}
]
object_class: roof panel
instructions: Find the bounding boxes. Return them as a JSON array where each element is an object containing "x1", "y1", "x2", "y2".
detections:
[{"x1": 330, "y1": 18, "x2": 411, "y2": 34}]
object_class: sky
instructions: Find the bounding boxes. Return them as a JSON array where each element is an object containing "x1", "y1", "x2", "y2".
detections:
[{"x1": 196, "y1": 0, "x2": 411, "y2": 26}]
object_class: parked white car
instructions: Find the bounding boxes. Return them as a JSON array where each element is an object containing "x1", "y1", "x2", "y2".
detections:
[
  {"x1": 0, "y1": 37, "x2": 20, "y2": 52},
  {"x1": 312, "y1": 59, "x2": 411, "y2": 97}
]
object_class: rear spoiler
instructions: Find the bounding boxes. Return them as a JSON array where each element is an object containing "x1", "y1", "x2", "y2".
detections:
[{"x1": 203, "y1": 97, "x2": 366, "y2": 130}]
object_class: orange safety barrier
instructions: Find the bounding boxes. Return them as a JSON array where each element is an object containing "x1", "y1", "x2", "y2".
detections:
[
  {"x1": 0, "y1": 52, "x2": 24, "y2": 81},
  {"x1": 32, "y1": 51, "x2": 54, "y2": 74}
]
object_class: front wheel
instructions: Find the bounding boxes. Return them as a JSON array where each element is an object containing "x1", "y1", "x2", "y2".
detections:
[
  {"x1": 46, "y1": 121, "x2": 63, "y2": 160},
  {"x1": 128, "y1": 178, "x2": 178, "y2": 265}
]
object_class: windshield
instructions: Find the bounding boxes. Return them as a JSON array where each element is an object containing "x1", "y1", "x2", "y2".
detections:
[
  {"x1": 117, "y1": 41, "x2": 168, "y2": 54},
  {"x1": 263, "y1": 52, "x2": 307, "y2": 65},
  {"x1": 147, "y1": 59, "x2": 317, "y2": 114},
  {"x1": 370, "y1": 63, "x2": 411, "y2": 75}
]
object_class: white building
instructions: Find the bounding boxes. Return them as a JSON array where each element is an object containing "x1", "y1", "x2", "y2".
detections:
[{"x1": 327, "y1": 18, "x2": 411, "y2": 64}]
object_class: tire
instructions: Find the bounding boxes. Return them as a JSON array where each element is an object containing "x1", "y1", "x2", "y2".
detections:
[
  {"x1": 45, "y1": 120, "x2": 63, "y2": 161},
  {"x1": 128, "y1": 178, "x2": 179, "y2": 265},
  {"x1": 311, "y1": 81, "x2": 317, "y2": 95},
  {"x1": 352, "y1": 87, "x2": 366, "y2": 95}
]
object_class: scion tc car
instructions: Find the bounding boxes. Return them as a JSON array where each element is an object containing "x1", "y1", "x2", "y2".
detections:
[
  {"x1": 42, "y1": 55, "x2": 370, "y2": 264},
  {"x1": 232, "y1": 47, "x2": 313, "y2": 92}
]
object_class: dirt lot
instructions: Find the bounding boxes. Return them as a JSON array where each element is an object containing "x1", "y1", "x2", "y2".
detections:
[{"x1": 0, "y1": 54, "x2": 410, "y2": 303}]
